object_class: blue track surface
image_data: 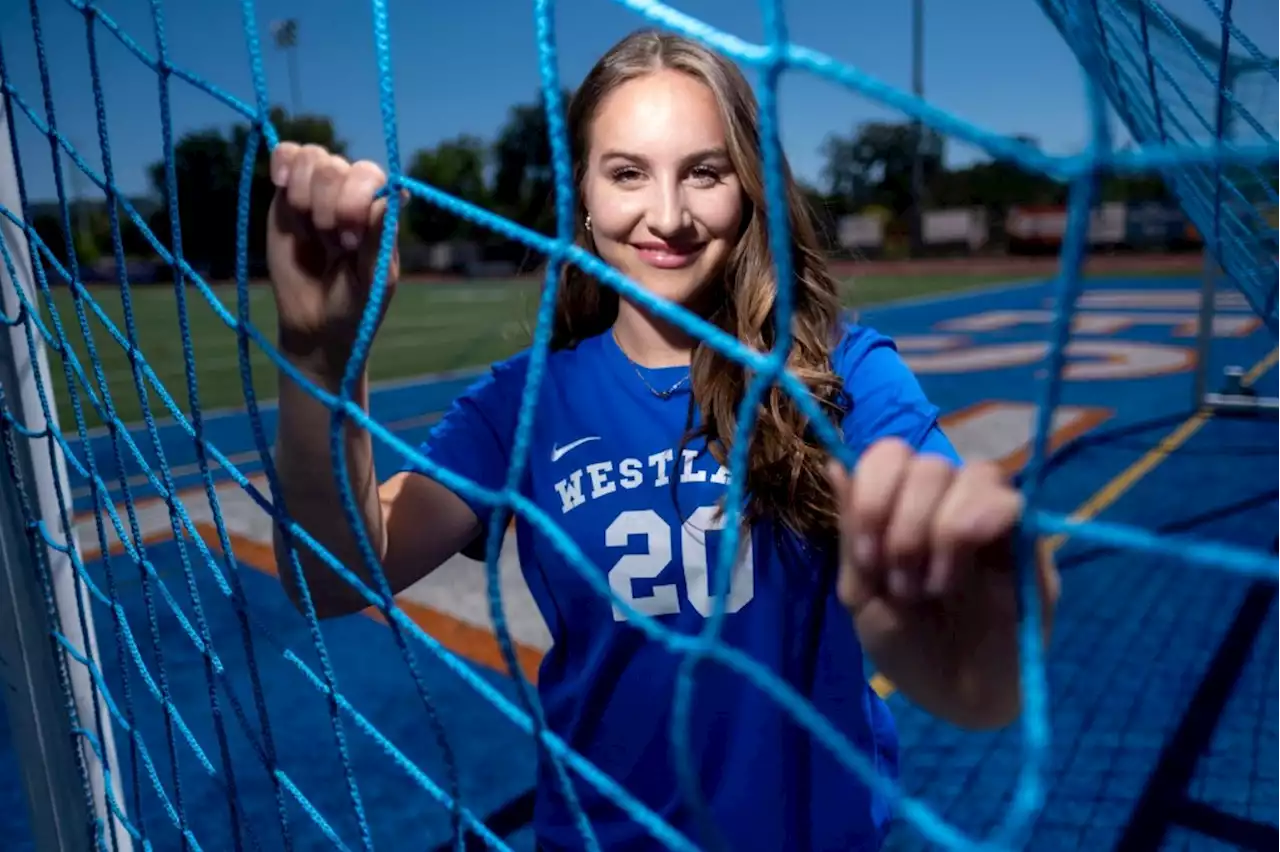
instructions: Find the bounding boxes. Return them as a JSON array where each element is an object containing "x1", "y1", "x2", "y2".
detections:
[{"x1": 0, "y1": 275, "x2": 1275, "y2": 851}]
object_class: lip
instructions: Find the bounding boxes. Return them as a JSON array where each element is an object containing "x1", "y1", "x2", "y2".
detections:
[{"x1": 632, "y1": 242, "x2": 705, "y2": 270}]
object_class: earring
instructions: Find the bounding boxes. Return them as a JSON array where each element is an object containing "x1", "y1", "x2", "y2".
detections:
[{"x1": 584, "y1": 213, "x2": 592, "y2": 232}]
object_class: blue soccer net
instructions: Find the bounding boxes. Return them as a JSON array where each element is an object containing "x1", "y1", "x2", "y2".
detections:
[{"x1": 0, "y1": 1, "x2": 1275, "y2": 851}]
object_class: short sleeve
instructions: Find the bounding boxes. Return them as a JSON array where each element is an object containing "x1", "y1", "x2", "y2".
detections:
[
  {"x1": 832, "y1": 323, "x2": 962, "y2": 467},
  {"x1": 406, "y1": 352, "x2": 530, "y2": 531}
]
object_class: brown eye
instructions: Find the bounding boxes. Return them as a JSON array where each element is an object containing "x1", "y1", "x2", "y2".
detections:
[{"x1": 611, "y1": 166, "x2": 643, "y2": 183}]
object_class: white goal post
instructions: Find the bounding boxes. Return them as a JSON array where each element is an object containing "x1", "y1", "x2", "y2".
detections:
[{"x1": 0, "y1": 76, "x2": 133, "y2": 852}]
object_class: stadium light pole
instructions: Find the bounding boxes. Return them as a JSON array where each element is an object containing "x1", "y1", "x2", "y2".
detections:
[
  {"x1": 909, "y1": 0, "x2": 926, "y2": 257},
  {"x1": 67, "y1": 136, "x2": 93, "y2": 259},
  {"x1": 271, "y1": 18, "x2": 302, "y2": 114}
]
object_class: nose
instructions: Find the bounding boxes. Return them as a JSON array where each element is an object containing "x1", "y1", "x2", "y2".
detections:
[{"x1": 645, "y1": 180, "x2": 692, "y2": 239}]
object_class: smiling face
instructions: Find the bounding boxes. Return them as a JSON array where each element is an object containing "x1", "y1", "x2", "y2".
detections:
[
  {"x1": 580, "y1": 68, "x2": 745, "y2": 309},
  {"x1": 552, "y1": 30, "x2": 847, "y2": 541}
]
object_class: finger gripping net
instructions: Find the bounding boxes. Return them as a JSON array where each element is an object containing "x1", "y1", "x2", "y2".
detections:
[{"x1": 0, "y1": 0, "x2": 1275, "y2": 851}]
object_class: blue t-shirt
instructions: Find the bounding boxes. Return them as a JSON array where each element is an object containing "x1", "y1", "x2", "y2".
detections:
[{"x1": 416, "y1": 323, "x2": 960, "y2": 851}]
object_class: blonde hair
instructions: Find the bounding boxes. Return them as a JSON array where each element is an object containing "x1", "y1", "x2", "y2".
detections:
[{"x1": 552, "y1": 28, "x2": 847, "y2": 539}]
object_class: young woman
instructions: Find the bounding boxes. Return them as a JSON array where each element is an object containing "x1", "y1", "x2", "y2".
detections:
[{"x1": 266, "y1": 28, "x2": 1058, "y2": 852}]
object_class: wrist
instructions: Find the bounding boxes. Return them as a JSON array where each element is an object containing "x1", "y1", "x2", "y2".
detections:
[
  {"x1": 284, "y1": 358, "x2": 370, "y2": 400},
  {"x1": 278, "y1": 326, "x2": 364, "y2": 390}
]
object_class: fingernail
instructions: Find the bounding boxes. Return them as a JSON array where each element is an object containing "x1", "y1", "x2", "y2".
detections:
[
  {"x1": 339, "y1": 231, "x2": 359, "y2": 251},
  {"x1": 888, "y1": 569, "x2": 912, "y2": 599},
  {"x1": 272, "y1": 165, "x2": 289, "y2": 188},
  {"x1": 925, "y1": 553, "x2": 952, "y2": 597}
]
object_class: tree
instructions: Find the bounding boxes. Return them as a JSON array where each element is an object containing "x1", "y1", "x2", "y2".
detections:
[
  {"x1": 1099, "y1": 173, "x2": 1168, "y2": 203},
  {"x1": 405, "y1": 135, "x2": 489, "y2": 244},
  {"x1": 146, "y1": 107, "x2": 345, "y2": 279},
  {"x1": 819, "y1": 134, "x2": 870, "y2": 209},
  {"x1": 145, "y1": 128, "x2": 239, "y2": 278},
  {"x1": 29, "y1": 210, "x2": 66, "y2": 267},
  {"x1": 931, "y1": 159, "x2": 1066, "y2": 213},
  {"x1": 819, "y1": 119, "x2": 1173, "y2": 219},
  {"x1": 489, "y1": 92, "x2": 571, "y2": 237},
  {"x1": 112, "y1": 200, "x2": 158, "y2": 259},
  {"x1": 23, "y1": 197, "x2": 156, "y2": 283},
  {"x1": 797, "y1": 181, "x2": 843, "y2": 252},
  {"x1": 820, "y1": 121, "x2": 945, "y2": 215}
]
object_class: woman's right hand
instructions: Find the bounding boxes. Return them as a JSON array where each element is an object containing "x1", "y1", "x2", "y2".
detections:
[{"x1": 266, "y1": 142, "x2": 400, "y2": 381}]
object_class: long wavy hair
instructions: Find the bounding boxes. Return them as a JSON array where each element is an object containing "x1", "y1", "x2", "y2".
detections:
[{"x1": 551, "y1": 29, "x2": 848, "y2": 539}]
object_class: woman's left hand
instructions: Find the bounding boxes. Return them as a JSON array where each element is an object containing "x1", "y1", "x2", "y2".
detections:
[{"x1": 827, "y1": 437, "x2": 1056, "y2": 729}]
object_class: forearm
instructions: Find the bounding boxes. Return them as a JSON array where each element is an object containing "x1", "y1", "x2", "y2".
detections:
[{"x1": 273, "y1": 360, "x2": 387, "y2": 617}]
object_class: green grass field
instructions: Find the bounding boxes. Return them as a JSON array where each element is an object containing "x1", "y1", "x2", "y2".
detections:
[{"x1": 29, "y1": 270, "x2": 1098, "y2": 429}]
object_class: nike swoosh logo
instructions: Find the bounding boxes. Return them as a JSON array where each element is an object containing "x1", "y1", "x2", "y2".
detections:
[{"x1": 551, "y1": 436, "x2": 601, "y2": 463}]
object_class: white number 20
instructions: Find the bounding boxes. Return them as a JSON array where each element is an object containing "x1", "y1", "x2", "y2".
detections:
[{"x1": 605, "y1": 507, "x2": 755, "y2": 622}]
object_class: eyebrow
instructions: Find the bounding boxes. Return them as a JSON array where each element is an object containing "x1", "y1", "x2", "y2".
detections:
[{"x1": 597, "y1": 146, "x2": 730, "y2": 166}]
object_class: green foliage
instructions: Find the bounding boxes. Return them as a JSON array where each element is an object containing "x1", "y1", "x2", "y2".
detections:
[
  {"x1": 488, "y1": 92, "x2": 571, "y2": 238},
  {"x1": 50, "y1": 102, "x2": 1185, "y2": 274},
  {"x1": 405, "y1": 135, "x2": 489, "y2": 244},
  {"x1": 125, "y1": 95, "x2": 569, "y2": 273},
  {"x1": 817, "y1": 120, "x2": 1174, "y2": 218},
  {"x1": 144, "y1": 106, "x2": 345, "y2": 279},
  {"x1": 821, "y1": 121, "x2": 947, "y2": 216}
]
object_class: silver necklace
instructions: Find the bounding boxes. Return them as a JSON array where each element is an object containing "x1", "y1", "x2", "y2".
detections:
[{"x1": 612, "y1": 330, "x2": 691, "y2": 400}]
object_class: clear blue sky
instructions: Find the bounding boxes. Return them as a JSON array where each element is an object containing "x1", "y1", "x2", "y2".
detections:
[{"x1": 3, "y1": 0, "x2": 1276, "y2": 205}]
